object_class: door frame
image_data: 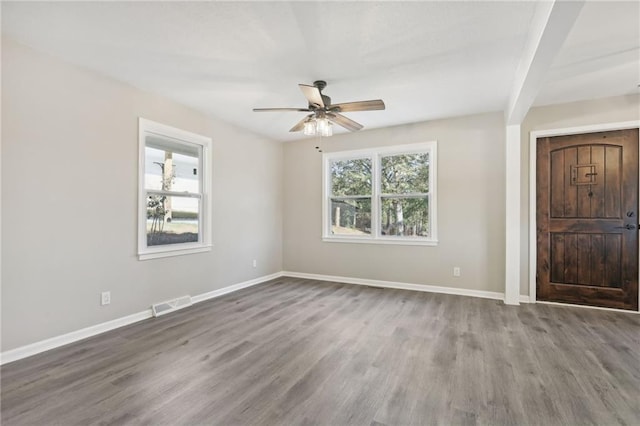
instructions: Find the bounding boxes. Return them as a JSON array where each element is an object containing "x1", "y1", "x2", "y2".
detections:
[{"x1": 528, "y1": 120, "x2": 640, "y2": 310}]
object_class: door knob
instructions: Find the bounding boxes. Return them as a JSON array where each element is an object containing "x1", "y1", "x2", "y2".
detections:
[{"x1": 615, "y1": 224, "x2": 636, "y2": 230}]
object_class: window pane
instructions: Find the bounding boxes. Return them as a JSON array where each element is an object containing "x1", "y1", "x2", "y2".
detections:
[
  {"x1": 147, "y1": 195, "x2": 199, "y2": 246},
  {"x1": 380, "y1": 197, "x2": 429, "y2": 237},
  {"x1": 145, "y1": 144, "x2": 200, "y2": 192},
  {"x1": 381, "y1": 153, "x2": 429, "y2": 194},
  {"x1": 331, "y1": 198, "x2": 371, "y2": 235},
  {"x1": 330, "y1": 158, "x2": 372, "y2": 196}
]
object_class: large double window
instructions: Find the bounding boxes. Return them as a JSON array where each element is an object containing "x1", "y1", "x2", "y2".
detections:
[
  {"x1": 138, "y1": 118, "x2": 212, "y2": 260},
  {"x1": 323, "y1": 142, "x2": 437, "y2": 245}
]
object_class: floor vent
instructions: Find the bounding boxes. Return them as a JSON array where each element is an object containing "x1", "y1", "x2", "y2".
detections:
[{"x1": 151, "y1": 295, "x2": 192, "y2": 317}]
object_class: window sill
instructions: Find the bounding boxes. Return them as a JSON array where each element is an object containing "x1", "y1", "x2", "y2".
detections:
[
  {"x1": 138, "y1": 244, "x2": 212, "y2": 261},
  {"x1": 322, "y1": 237, "x2": 438, "y2": 246}
]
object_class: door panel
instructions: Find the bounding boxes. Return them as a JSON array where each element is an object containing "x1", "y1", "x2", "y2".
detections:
[
  {"x1": 537, "y1": 129, "x2": 639, "y2": 310},
  {"x1": 548, "y1": 232, "x2": 621, "y2": 287}
]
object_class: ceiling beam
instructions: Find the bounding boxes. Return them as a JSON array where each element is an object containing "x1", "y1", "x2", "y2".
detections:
[{"x1": 505, "y1": 0, "x2": 585, "y2": 125}]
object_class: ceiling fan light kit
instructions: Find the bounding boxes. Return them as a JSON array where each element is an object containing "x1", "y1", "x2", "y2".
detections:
[
  {"x1": 316, "y1": 118, "x2": 332, "y2": 137},
  {"x1": 303, "y1": 111, "x2": 332, "y2": 137},
  {"x1": 253, "y1": 80, "x2": 385, "y2": 137},
  {"x1": 303, "y1": 118, "x2": 316, "y2": 136}
]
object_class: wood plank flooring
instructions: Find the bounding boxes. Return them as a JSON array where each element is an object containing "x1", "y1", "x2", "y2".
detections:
[{"x1": 2, "y1": 277, "x2": 639, "y2": 425}]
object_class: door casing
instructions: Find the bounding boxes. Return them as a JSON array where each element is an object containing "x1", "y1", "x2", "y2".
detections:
[{"x1": 529, "y1": 120, "x2": 640, "y2": 311}]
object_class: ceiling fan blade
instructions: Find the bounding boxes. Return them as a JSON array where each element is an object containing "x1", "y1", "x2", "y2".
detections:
[
  {"x1": 253, "y1": 108, "x2": 310, "y2": 112},
  {"x1": 330, "y1": 100, "x2": 385, "y2": 112},
  {"x1": 299, "y1": 84, "x2": 325, "y2": 108},
  {"x1": 327, "y1": 112, "x2": 364, "y2": 132},
  {"x1": 289, "y1": 114, "x2": 313, "y2": 132}
]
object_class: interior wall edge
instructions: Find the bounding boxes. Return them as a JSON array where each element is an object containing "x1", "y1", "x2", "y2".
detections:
[
  {"x1": 6, "y1": 268, "x2": 621, "y2": 366},
  {"x1": 2, "y1": 37, "x2": 284, "y2": 352},
  {"x1": 282, "y1": 271, "x2": 505, "y2": 301},
  {"x1": 0, "y1": 272, "x2": 284, "y2": 366}
]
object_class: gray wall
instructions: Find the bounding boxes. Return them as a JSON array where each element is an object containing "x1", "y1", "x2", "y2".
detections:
[
  {"x1": 519, "y1": 94, "x2": 640, "y2": 295},
  {"x1": 3, "y1": 35, "x2": 637, "y2": 353},
  {"x1": 283, "y1": 112, "x2": 507, "y2": 293},
  {"x1": 1, "y1": 38, "x2": 283, "y2": 351}
]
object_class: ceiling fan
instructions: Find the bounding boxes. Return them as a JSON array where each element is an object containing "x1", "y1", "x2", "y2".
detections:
[{"x1": 253, "y1": 80, "x2": 385, "y2": 136}]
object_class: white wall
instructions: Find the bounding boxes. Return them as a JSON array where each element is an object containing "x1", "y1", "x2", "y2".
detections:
[
  {"x1": 1, "y1": 38, "x2": 283, "y2": 351},
  {"x1": 283, "y1": 112, "x2": 506, "y2": 293},
  {"x1": 519, "y1": 94, "x2": 640, "y2": 295}
]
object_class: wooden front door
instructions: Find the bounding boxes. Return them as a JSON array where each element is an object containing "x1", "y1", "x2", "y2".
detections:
[{"x1": 537, "y1": 129, "x2": 639, "y2": 311}]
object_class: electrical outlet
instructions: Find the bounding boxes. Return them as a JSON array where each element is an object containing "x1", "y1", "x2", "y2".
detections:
[
  {"x1": 252, "y1": 259, "x2": 257, "y2": 268},
  {"x1": 453, "y1": 267, "x2": 461, "y2": 277},
  {"x1": 101, "y1": 291, "x2": 111, "y2": 306}
]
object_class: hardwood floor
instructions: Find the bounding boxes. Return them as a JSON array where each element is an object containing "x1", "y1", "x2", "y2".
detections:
[{"x1": 2, "y1": 277, "x2": 639, "y2": 425}]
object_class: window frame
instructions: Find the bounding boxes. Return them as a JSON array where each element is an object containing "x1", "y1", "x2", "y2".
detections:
[
  {"x1": 138, "y1": 118, "x2": 213, "y2": 260},
  {"x1": 322, "y1": 142, "x2": 438, "y2": 246}
]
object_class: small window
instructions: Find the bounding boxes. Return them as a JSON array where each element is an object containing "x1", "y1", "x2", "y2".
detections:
[
  {"x1": 323, "y1": 142, "x2": 437, "y2": 245},
  {"x1": 138, "y1": 118, "x2": 212, "y2": 260}
]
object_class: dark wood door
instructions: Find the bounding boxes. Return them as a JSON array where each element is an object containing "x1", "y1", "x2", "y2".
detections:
[{"x1": 537, "y1": 129, "x2": 639, "y2": 311}]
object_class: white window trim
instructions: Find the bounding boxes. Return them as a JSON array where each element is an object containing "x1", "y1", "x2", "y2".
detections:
[
  {"x1": 322, "y1": 142, "x2": 438, "y2": 246},
  {"x1": 138, "y1": 118, "x2": 213, "y2": 260}
]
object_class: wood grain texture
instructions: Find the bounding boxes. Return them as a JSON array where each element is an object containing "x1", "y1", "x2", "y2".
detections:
[
  {"x1": 550, "y1": 148, "x2": 564, "y2": 218},
  {"x1": 590, "y1": 234, "x2": 604, "y2": 286},
  {"x1": 590, "y1": 145, "x2": 606, "y2": 217},
  {"x1": 550, "y1": 233, "x2": 565, "y2": 283},
  {"x1": 563, "y1": 147, "x2": 578, "y2": 217},
  {"x1": 576, "y1": 146, "x2": 591, "y2": 218},
  {"x1": 604, "y1": 145, "x2": 621, "y2": 218},
  {"x1": 2, "y1": 277, "x2": 640, "y2": 425},
  {"x1": 537, "y1": 129, "x2": 639, "y2": 310}
]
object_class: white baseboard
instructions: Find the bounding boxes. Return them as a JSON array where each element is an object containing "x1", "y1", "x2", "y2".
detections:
[
  {"x1": 1, "y1": 271, "x2": 542, "y2": 365},
  {"x1": 191, "y1": 272, "x2": 283, "y2": 303},
  {"x1": 519, "y1": 295, "x2": 532, "y2": 303},
  {"x1": 0, "y1": 310, "x2": 153, "y2": 366},
  {"x1": 0, "y1": 272, "x2": 284, "y2": 365},
  {"x1": 282, "y1": 271, "x2": 506, "y2": 301}
]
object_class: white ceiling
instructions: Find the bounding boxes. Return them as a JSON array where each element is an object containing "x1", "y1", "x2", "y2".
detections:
[
  {"x1": 2, "y1": 1, "x2": 638, "y2": 142},
  {"x1": 536, "y1": 1, "x2": 640, "y2": 106}
]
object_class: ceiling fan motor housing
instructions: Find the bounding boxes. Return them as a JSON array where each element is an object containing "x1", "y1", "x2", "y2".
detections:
[{"x1": 313, "y1": 80, "x2": 327, "y2": 91}]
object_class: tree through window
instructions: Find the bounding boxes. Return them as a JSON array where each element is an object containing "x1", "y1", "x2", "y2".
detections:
[
  {"x1": 323, "y1": 142, "x2": 437, "y2": 245},
  {"x1": 330, "y1": 158, "x2": 372, "y2": 235},
  {"x1": 380, "y1": 153, "x2": 430, "y2": 237}
]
